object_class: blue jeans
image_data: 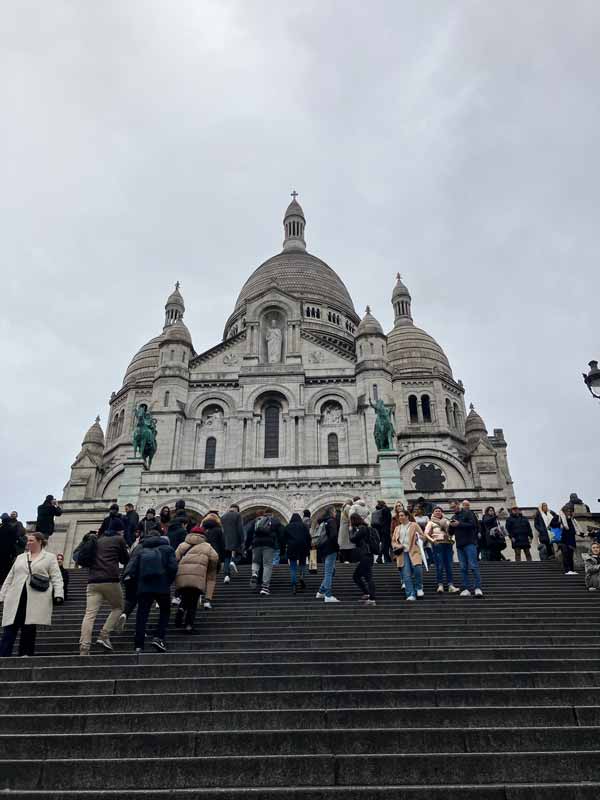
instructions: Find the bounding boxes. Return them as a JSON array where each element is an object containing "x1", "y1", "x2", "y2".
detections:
[
  {"x1": 457, "y1": 544, "x2": 481, "y2": 590},
  {"x1": 289, "y1": 558, "x2": 307, "y2": 586},
  {"x1": 318, "y1": 553, "x2": 337, "y2": 598},
  {"x1": 433, "y1": 543, "x2": 454, "y2": 586},
  {"x1": 401, "y1": 554, "x2": 423, "y2": 599}
]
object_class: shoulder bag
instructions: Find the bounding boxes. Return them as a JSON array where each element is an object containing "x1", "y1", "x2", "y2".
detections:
[{"x1": 27, "y1": 556, "x2": 50, "y2": 592}]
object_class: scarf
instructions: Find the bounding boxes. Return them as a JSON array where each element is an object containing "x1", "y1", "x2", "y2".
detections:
[{"x1": 538, "y1": 505, "x2": 554, "y2": 529}]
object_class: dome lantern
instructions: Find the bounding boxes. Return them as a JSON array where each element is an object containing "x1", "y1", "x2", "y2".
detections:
[
  {"x1": 164, "y1": 281, "x2": 185, "y2": 329},
  {"x1": 356, "y1": 305, "x2": 385, "y2": 338},
  {"x1": 392, "y1": 273, "x2": 412, "y2": 325},
  {"x1": 282, "y1": 190, "x2": 306, "y2": 252}
]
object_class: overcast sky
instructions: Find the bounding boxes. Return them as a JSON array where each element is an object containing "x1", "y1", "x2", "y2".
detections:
[{"x1": 1, "y1": 0, "x2": 599, "y2": 520}]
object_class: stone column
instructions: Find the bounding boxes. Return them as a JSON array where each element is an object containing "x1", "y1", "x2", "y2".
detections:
[
  {"x1": 377, "y1": 450, "x2": 406, "y2": 506},
  {"x1": 117, "y1": 458, "x2": 145, "y2": 509}
]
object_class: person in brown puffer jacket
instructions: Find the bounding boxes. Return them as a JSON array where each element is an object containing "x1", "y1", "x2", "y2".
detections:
[{"x1": 174, "y1": 525, "x2": 219, "y2": 632}]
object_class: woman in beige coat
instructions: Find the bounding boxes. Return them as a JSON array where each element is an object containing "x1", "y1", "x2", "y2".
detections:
[
  {"x1": 175, "y1": 525, "x2": 219, "y2": 632},
  {"x1": 391, "y1": 510, "x2": 424, "y2": 602},
  {"x1": 0, "y1": 532, "x2": 64, "y2": 656},
  {"x1": 424, "y1": 507, "x2": 459, "y2": 594}
]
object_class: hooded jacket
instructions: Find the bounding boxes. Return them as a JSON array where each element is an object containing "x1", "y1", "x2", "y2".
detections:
[
  {"x1": 124, "y1": 534, "x2": 178, "y2": 595},
  {"x1": 175, "y1": 528, "x2": 219, "y2": 594},
  {"x1": 284, "y1": 514, "x2": 312, "y2": 561},
  {"x1": 316, "y1": 513, "x2": 339, "y2": 558},
  {"x1": 201, "y1": 514, "x2": 225, "y2": 562},
  {"x1": 88, "y1": 523, "x2": 129, "y2": 584}
]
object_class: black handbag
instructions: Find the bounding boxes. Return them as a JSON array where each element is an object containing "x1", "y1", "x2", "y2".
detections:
[{"x1": 27, "y1": 556, "x2": 50, "y2": 592}]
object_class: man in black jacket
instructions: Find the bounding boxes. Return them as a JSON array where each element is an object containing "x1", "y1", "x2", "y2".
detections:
[
  {"x1": 450, "y1": 500, "x2": 483, "y2": 597},
  {"x1": 98, "y1": 504, "x2": 123, "y2": 536},
  {"x1": 122, "y1": 504, "x2": 140, "y2": 547},
  {"x1": 315, "y1": 508, "x2": 340, "y2": 603},
  {"x1": 35, "y1": 495, "x2": 62, "y2": 538},
  {"x1": 372, "y1": 500, "x2": 392, "y2": 564},
  {"x1": 78, "y1": 518, "x2": 129, "y2": 655},
  {"x1": 250, "y1": 510, "x2": 284, "y2": 596},
  {"x1": 221, "y1": 504, "x2": 244, "y2": 584},
  {"x1": 505, "y1": 507, "x2": 533, "y2": 561},
  {"x1": 167, "y1": 500, "x2": 189, "y2": 550}
]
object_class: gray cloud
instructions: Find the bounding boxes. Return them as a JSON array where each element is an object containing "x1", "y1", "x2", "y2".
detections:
[{"x1": 1, "y1": 0, "x2": 599, "y2": 518}]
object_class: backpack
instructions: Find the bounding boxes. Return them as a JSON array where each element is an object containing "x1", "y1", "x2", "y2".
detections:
[
  {"x1": 73, "y1": 534, "x2": 98, "y2": 569},
  {"x1": 316, "y1": 521, "x2": 328, "y2": 548},
  {"x1": 367, "y1": 526, "x2": 381, "y2": 556},
  {"x1": 139, "y1": 547, "x2": 163, "y2": 578},
  {"x1": 255, "y1": 516, "x2": 273, "y2": 534}
]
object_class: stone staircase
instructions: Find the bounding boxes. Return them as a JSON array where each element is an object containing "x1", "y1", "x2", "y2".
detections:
[{"x1": 1, "y1": 560, "x2": 600, "y2": 797}]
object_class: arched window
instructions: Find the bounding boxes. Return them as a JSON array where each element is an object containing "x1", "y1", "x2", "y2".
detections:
[
  {"x1": 421, "y1": 394, "x2": 432, "y2": 423},
  {"x1": 453, "y1": 402, "x2": 460, "y2": 430},
  {"x1": 408, "y1": 395, "x2": 418, "y2": 424},
  {"x1": 445, "y1": 399, "x2": 453, "y2": 427},
  {"x1": 164, "y1": 391, "x2": 170, "y2": 407},
  {"x1": 327, "y1": 432, "x2": 339, "y2": 466},
  {"x1": 204, "y1": 437, "x2": 217, "y2": 470},
  {"x1": 264, "y1": 404, "x2": 280, "y2": 458}
]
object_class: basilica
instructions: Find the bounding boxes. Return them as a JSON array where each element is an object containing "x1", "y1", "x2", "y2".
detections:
[{"x1": 57, "y1": 196, "x2": 516, "y2": 559}]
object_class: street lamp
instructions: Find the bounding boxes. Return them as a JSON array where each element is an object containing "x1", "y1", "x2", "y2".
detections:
[{"x1": 583, "y1": 360, "x2": 600, "y2": 400}]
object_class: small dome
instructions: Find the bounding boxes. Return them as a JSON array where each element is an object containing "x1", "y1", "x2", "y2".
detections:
[
  {"x1": 465, "y1": 404, "x2": 488, "y2": 437},
  {"x1": 392, "y1": 273, "x2": 411, "y2": 300},
  {"x1": 356, "y1": 305, "x2": 384, "y2": 337},
  {"x1": 161, "y1": 319, "x2": 193, "y2": 347},
  {"x1": 387, "y1": 323, "x2": 452, "y2": 378},
  {"x1": 166, "y1": 283, "x2": 185, "y2": 311},
  {"x1": 122, "y1": 334, "x2": 164, "y2": 386},
  {"x1": 82, "y1": 416, "x2": 104, "y2": 448},
  {"x1": 284, "y1": 198, "x2": 305, "y2": 220}
]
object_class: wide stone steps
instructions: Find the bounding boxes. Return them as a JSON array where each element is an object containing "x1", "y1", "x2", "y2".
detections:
[{"x1": 1, "y1": 560, "x2": 600, "y2": 796}]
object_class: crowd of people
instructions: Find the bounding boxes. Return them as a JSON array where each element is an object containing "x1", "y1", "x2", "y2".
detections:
[{"x1": 0, "y1": 492, "x2": 598, "y2": 658}]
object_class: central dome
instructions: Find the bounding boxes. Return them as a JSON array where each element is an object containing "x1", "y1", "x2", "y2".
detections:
[
  {"x1": 228, "y1": 196, "x2": 359, "y2": 332},
  {"x1": 232, "y1": 250, "x2": 358, "y2": 320}
]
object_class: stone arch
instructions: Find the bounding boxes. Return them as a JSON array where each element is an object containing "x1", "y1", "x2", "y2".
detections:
[
  {"x1": 187, "y1": 391, "x2": 236, "y2": 419},
  {"x1": 245, "y1": 383, "x2": 296, "y2": 413},
  {"x1": 306, "y1": 386, "x2": 356, "y2": 416},
  {"x1": 98, "y1": 465, "x2": 124, "y2": 498},
  {"x1": 251, "y1": 293, "x2": 297, "y2": 321},
  {"x1": 236, "y1": 494, "x2": 293, "y2": 522},
  {"x1": 399, "y1": 449, "x2": 471, "y2": 491}
]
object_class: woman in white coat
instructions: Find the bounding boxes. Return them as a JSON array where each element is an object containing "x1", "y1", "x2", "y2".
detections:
[{"x1": 0, "y1": 532, "x2": 64, "y2": 657}]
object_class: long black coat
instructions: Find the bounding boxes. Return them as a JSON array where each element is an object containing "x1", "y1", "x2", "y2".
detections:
[
  {"x1": 284, "y1": 516, "x2": 311, "y2": 561},
  {"x1": 36, "y1": 501, "x2": 62, "y2": 536},
  {"x1": 533, "y1": 510, "x2": 559, "y2": 544}
]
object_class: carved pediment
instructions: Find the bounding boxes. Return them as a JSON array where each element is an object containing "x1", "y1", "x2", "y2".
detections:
[{"x1": 190, "y1": 330, "x2": 247, "y2": 368}]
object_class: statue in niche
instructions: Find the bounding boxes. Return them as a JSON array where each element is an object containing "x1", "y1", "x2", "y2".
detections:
[
  {"x1": 202, "y1": 407, "x2": 223, "y2": 428},
  {"x1": 266, "y1": 319, "x2": 283, "y2": 363},
  {"x1": 322, "y1": 403, "x2": 342, "y2": 424}
]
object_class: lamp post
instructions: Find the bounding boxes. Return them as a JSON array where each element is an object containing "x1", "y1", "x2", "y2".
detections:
[{"x1": 583, "y1": 360, "x2": 600, "y2": 400}]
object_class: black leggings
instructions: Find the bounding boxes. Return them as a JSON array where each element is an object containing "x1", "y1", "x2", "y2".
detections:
[
  {"x1": 179, "y1": 587, "x2": 202, "y2": 627},
  {"x1": 562, "y1": 546, "x2": 575, "y2": 573},
  {"x1": 0, "y1": 586, "x2": 37, "y2": 657},
  {"x1": 353, "y1": 556, "x2": 376, "y2": 600}
]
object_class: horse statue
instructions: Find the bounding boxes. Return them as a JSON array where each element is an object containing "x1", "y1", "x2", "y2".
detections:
[
  {"x1": 370, "y1": 397, "x2": 395, "y2": 451},
  {"x1": 132, "y1": 403, "x2": 158, "y2": 468}
]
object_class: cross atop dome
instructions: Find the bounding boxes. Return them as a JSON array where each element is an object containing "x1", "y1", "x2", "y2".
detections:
[
  {"x1": 291, "y1": 189, "x2": 298, "y2": 201},
  {"x1": 164, "y1": 282, "x2": 185, "y2": 329}
]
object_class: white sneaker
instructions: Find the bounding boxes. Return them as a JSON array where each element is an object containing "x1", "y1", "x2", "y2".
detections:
[
  {"x1": 171, "y1": 596, "x2": 181, "y2": 607},
  {"x1": 436, "y1": 584, "x2": 444, "y2": 593},
  {"x1": 589, "y1": 587, "x2": 597, "y2": 591},
  {"x1": 406, "y1": 596, "x2": 416, "y2": 602},
  {"x1": 565, "y1": 571, "x2": 578, "y2": 575},
  {"x1": 203, "y1": 600, "x2": 212, "y2": 609},
  {"x1": 224, "y1": 575, "x2": 230, "y2": 584},
  {"x1": 448, "y1": 585, "x2": 460, "y2": 594},
  {"x1": 115, "y1": 612, "x2": 127, "y2": 632},
  {"x1": 315, "y1": 592, "x2": 325, "y2": 599},
  {"x1": 230, "y1": 562, "x2": 239, "y2": 575},
  {"x1": 460, "y1": 589, "x2": 472, "y2": 597},
  {"x1": 324, "y1": 596, "x2": 341, "y2": 603},
  {"x1": 416, "y1": 589, "x2": 424, "y2": 598},
  {"x1": 474, "y1": 588, "x2": 484, "y2": 597}
]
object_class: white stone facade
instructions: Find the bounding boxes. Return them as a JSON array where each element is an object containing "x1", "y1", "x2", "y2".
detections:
[{"x1": 57, "y1": 197, "x2": 516, "y2": 562}]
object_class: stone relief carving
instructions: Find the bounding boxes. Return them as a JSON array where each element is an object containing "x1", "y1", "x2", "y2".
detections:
[
  {"x1": 223, "y1": 352, "x2": 239, "y2": 366},
  {"x1": 308, "y1": 351, "x2": 325, "y2": 364},
  {"x1": 321, "y1": 402, "x2": 343, "y2": 424}
]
